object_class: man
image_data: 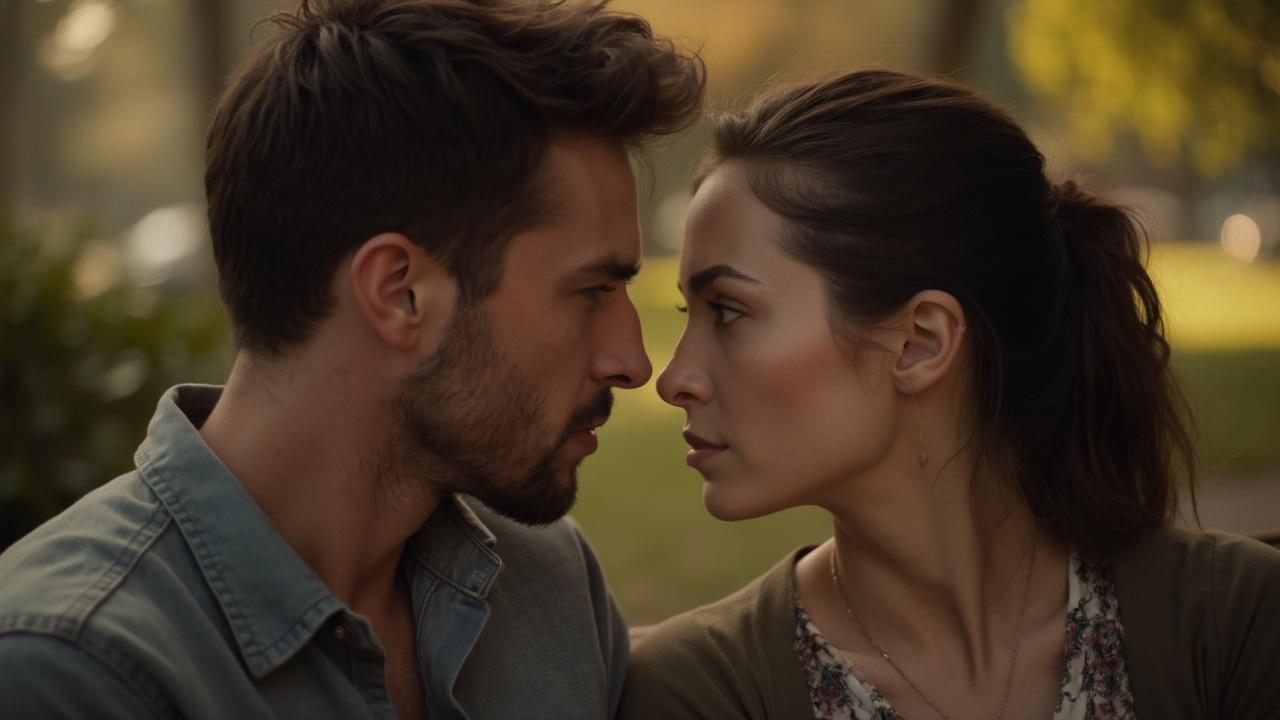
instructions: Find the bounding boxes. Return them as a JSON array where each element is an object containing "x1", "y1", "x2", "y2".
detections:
[{"x1": 0, "y1": 1, "x2": 703, "y2": 717}]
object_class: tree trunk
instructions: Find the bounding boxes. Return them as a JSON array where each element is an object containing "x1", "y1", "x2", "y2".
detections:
[
  {"x1": 190, "y1": 0, "x2": 230, "y2": 134},
  {"x1": 0, "y1": 1, "x2": 21, "y2": 225},
  {"x1": 932, "y1": 0, "x2": 984, "y2": 78}
]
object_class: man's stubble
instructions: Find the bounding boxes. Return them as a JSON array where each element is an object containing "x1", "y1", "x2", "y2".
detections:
[{"x1": 388, "y1": 304, "x2": 611, "y2": 525}]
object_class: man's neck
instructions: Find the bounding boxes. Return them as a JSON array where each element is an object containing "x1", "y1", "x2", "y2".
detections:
[{"x1": 198, "y1": 354, "x2": 442, "y2": 612}]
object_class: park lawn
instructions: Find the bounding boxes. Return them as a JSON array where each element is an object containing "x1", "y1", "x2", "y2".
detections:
[{"x1": 574, "y1": 244, "x2": 1280, "y2": 624}]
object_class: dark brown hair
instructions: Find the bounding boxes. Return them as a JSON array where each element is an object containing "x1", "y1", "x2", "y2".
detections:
[
  {"x1": 206, "y1": 0, "x2": 704, "y2": 355},
  {"x1": 702, "y1": 70, "x2": 1196, "y2": 558}
]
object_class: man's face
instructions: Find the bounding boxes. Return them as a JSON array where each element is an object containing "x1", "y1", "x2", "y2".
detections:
[{"x1": 395, "y1": 137, "x2": 652, "y2": 525}]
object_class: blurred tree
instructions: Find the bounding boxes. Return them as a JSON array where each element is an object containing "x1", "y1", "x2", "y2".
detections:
[
  {"x1": 191, "y1": 0, "x2": 231, "y2": 124},
  {"x1": 1008, "y1": 0, "x2": 1280, "y2": 177},
  {"x1": 933, "y1": 0, "x2": 984, "y2": 77},
  {"x1": 0, "y1": 1, "x2": 20, "y2": 223},
  {"x1": 0, "y1": 223, "x2": 230, "y2": 550}
]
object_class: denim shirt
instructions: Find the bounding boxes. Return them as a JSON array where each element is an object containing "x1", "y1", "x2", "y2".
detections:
[{"x1": 0, "y1": 385, "x2": 628, "y2": 719}]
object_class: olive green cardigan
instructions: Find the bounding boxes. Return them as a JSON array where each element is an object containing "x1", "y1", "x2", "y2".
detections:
[{"x1": 620, "y1": 527, "x2": 1280, "y2": 719}]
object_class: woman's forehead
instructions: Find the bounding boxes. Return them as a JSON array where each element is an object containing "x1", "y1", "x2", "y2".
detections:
[{"x1": 681, "y1": 163, "x2": 788, "y2": 280}]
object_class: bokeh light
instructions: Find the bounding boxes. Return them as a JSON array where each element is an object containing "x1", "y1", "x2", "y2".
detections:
[
  {"x1": 124, "y1": 204, "x2": 206, "y2": 286},
  {"x1": 39, "y1": 0, "x2": 117, "y2": 81},
  {"x1": 1220, "y1": 213, "x2": 1263, "y2": 263}
]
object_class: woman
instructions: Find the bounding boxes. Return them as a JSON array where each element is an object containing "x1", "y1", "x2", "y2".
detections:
[{"x1": 621, "y1": 70, "x2": 1280, "y2": 719}]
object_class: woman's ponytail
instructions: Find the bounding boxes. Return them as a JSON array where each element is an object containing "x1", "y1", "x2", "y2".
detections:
[{"x1": 1025, "y1": 180, "x2": 1198, "y2": 556}]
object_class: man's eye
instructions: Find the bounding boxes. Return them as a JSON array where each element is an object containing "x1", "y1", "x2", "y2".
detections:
[
  {"x1": 583, "y1": 284, "x2": 617, "y2": 302},
  {"x1": 707, "y1": 300, "x2": 743, "y2": 326}
]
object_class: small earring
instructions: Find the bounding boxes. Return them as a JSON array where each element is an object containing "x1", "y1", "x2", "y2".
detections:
[{"x1": 914, "y1": 394, "x2": 928, "y2": 467}]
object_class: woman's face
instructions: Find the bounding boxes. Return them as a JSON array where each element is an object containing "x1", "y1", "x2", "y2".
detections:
[{"x1": 658, "y1": 162, "x2": 902, "y2": 521}]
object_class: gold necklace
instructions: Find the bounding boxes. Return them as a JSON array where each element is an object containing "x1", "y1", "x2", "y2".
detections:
[{"x1": 827, "y1": 538, "x2": 1037, "y2": 720}]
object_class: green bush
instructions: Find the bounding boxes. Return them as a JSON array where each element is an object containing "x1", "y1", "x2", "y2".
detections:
[{"x1": 0, "y1": 223, "x2": 230, "y2": 548}]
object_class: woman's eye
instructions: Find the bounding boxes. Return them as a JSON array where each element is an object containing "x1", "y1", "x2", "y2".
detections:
[
  {"x1": 675, "y1": 299, "x2": 743, "y2": 326},
  {"x1": 707, "y1": 301, "x2": 743, "y2": 326}
]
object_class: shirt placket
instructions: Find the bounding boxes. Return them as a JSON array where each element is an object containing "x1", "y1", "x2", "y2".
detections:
[
  {"x1": 411, "y1": 555, "x2": 501, "y2": 720},
  {"x1": 328, "y1": 612, "x2": 398, "y2": 719}
]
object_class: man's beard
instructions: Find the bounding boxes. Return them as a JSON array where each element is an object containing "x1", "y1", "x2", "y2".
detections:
[{"x1": 390, "y1": 305, "x2": 612, "y2": 526}]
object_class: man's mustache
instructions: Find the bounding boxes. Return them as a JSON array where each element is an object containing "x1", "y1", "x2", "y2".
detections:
[{"x1": 559, "y1": 390, "x2": 614, "y2": 443}]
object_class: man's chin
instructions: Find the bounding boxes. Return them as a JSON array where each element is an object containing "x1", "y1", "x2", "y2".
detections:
[{"x1": 472, "y1": 470, "x2": 578, "y2": 527}]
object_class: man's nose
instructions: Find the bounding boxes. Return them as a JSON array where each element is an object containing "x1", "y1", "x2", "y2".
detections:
[{"x1": 591, "y1": 301, "x2": 653, "y2": 389}]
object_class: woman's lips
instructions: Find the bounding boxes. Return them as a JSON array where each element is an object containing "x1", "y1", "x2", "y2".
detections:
[
  {"x1": 685, "y1": 446, "x2": 726, "y2": 469},
  {"x1": 682, "y1": 430, "x2": 728, "y2": 469}
]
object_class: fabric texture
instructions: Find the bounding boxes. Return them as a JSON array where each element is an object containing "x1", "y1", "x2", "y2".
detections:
[
  {"x1": 0, "y1": 385, "x2": 628, "y2": 720},
  {"x1": 621, "y1": 528, "x2": 1280, "y2": 720},
  {"x1": 793, "y1": 553, "x2": 1135, "y2": 719}
]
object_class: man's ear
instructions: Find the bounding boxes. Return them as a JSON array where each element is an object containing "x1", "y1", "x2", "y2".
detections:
[
  {"x1": 349, "y1": 233, "x2": 456, "y2": 352},
  {"x1": 890, "y1": 290, "x2": 967, "y2": 395}
]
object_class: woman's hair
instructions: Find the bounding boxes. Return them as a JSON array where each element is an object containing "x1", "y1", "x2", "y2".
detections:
[{"x1": 700, "y1": 70, "x2": 1196, "y2": 558}]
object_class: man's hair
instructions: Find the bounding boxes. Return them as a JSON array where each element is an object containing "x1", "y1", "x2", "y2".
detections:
[{"x1": 205, "y1": 0, "x2": 704, "y2": 355}]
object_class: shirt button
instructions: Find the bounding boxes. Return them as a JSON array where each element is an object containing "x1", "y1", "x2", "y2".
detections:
[{"x1": 332, "y1": 624, "x2": 347, "y2": 641}]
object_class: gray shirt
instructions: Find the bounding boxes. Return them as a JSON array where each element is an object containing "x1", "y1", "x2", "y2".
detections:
[{"x1": 0, "y1": 385, "x2": 628, "y2": 719}]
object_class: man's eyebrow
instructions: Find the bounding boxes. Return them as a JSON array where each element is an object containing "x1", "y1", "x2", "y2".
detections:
[
  {"x1": 679, "y1": 264, "x2": 761, "y2": 296},
  {"x1": 577, "y1": 255, "x2": 642, "y2": 281}
]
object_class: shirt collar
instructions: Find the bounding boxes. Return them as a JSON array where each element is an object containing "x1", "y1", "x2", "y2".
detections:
[
  {"x1": 133, "y1": 385, "x2": 506, "y2": 676},
  {"x1": 404, "y1": 495, "x2": 502, "y2": 600},
  {"x1": 134, "y1": 384, "x2": 344, "y2": 678}
]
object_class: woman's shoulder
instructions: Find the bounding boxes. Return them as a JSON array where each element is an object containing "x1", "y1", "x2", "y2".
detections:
[
  {"x1": 1113, "y1": 525, "x2": 1280, "y2": 718},
  {"x1": 623, "y1": 552, "x2": 791, "y2": 704},
  {"x1": 1115, "y1": 524, "x2": 1280, "y2": 588},
  {"x1": 620, "y1": 548, "x2": 812, "y2": 720},
  {"x1": 1114, "y1": 525, "x2": 1280, "y2": 632}
]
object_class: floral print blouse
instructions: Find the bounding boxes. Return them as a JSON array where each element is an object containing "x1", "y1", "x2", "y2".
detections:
[{"x1": 794, "y1": 554, "x2": 1135, "y2": 719}]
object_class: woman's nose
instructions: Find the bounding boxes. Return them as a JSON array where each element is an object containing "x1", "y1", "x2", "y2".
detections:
[{"x1": 656, "y1": 344, "x2": 711, "y2": 408}]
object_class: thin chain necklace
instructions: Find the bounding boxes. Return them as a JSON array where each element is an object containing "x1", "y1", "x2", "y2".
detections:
[{"x1": 827, "y1": 537, "x2": 1038, "y2": 720}]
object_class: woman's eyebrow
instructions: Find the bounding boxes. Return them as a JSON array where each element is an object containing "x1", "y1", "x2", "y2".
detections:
[{"x1": 678, "y1": 264, "x2": 761, "y2": 295}]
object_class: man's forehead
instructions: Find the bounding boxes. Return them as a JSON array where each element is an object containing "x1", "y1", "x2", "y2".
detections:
[
  {"x1": 544, "y1": 134, "x2": 632, "y2": 182},
  {"x1": 517, "y1": 137, "x2": 641, "y2": 270},
  {"x1": 502, "y1": 212, "x2": 641, "y2": 285}
]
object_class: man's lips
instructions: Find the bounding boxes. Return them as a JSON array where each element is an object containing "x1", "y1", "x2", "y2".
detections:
[
  {"x1": 565, "y1": 416, "x2": 608, "y2": 454},
  {"x1": 563, "y1": 390, "x2": 614, "y2": 456},
  {"x1": 576, "y1": 416, "x2": 609, "y2": 434}
]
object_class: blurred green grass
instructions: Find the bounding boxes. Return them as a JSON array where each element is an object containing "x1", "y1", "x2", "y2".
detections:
[{"x1": 577, "y1": 246, "x2": 1280, "y2": 624}]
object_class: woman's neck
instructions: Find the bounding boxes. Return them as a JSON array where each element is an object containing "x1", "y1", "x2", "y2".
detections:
[{"x1": 799, "y1": 452, "x2": 1070, "y2": 678}]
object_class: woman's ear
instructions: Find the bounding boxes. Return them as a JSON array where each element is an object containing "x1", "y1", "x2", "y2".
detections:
[
  {"x1": 349, "y1": 233, "x2": 457, "y2": 353},
  {"x1": 890, "y1": 290, "x2": 967, "y2": 394}
]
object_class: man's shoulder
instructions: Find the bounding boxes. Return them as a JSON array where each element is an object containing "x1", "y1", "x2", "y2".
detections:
[
  {"x1": 0, "y1": 470, "x2": 226, "y2": 666},
  {"x1": 0, "y1": 472, "x2": 173, "y2": 635},
  {"x1": 453, "y1": 497, "x2": 615, "y2": 623},
  {"x1": 448, "y1": 499, "x2": 630, "y2": 718},
  {"x1": 0, "y1": 473, "x2": 201, "y2": 717},
  {"x1": 0, "y1": 632, "x2": 162, "y2": 718}
]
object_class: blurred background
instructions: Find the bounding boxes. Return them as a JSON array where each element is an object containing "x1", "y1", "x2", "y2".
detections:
[{"x1": 2, "y1": 0, "x2": 1278, "y2": 624}]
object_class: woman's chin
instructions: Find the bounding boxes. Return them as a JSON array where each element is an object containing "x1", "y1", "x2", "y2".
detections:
[{"x1": 702, "y1": 481, "x2": 778, "y2": 522}]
